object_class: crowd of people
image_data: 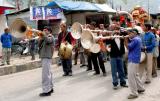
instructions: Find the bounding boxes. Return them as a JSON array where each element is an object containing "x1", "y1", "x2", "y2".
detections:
[{"x1": 1, "y1": 15, "x2": 160, "y2": 99}]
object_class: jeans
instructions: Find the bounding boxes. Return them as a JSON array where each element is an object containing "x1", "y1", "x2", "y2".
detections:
[
  {"x1": 61, "y1": 59, "x2": 72, "y2": 74},
  {"x1": 110, "y1": 57, "x2": 126, "y2": 86}
]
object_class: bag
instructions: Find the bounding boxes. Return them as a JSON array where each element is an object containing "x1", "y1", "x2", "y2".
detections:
[{"x1": 153, "y1": 47, "x2": 159, "y2": 57}]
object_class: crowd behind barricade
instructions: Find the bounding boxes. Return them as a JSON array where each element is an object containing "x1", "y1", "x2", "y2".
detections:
[{"x1": 1, "y1": 15, "x2": 160, "y2": 99}]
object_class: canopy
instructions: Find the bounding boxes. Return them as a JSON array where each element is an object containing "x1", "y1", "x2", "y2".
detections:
[
  {"x1": 47, "y1": 0, "x2": 99, "y2": 11},
  {"x1": 0, "y1": 0, "x2": 15, "y2": 8},
  {"x1": 46, "y1": 0, "x2": 116, "y2": 13},
  {"x1": 95, "y1": 4, "x2": 116, "y2": 13},
  {"x1": 0, "y1": 0, "x2": 15, "y2": 14}
]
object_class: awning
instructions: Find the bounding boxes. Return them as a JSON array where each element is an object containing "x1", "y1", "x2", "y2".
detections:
[
  {"x1": 95, "y1": 4, "x2": 116, "y2": 13},
  {"x1": 46, "y1": 0, "x2": 116, "y2": 13},
  {"x1": 47, "y1": 0, "x2": 100, "y2": 11},
  {"x1": 0, "y1": 0, "x2": 15, "y2": 8},
  {"x1": 0, "y1": 0, "x2": 15, "y2": 14}
]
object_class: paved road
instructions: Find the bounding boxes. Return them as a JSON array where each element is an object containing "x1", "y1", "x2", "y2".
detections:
[{"x1": 0, "y1": 62, "x2": 160, "y2": 101}]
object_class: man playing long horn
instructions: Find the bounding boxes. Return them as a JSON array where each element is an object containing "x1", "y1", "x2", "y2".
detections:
[{"x1": 89, "y1": 22, "x2": 107, "y2": 76}]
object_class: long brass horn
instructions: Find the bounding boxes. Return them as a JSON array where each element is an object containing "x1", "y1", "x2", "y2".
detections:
[
  {"x1": 80, "y1": 29, "x2": 100, "y2": 53},
  {"x1": 10, "y1": 18, "x2": 42, "y2": 39},
  {"x1": 10, "y1": 18, "x2": 28, "y2": 38}
]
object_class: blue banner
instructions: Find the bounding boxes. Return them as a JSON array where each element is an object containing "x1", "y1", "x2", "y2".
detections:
[
  {"x1": 44, "y1": 8, "x2": 63, "y2": 20},
  {"x1": 30, "y1": 7, "x2": 43, "y2": 20},
  {"x1": 30, "y1": 7, "x2": 64, "y2": 20}
]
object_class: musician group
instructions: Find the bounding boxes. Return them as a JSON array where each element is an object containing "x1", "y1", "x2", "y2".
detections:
[{"x1": 38, "y1": 14, "x2": 160, "y2": 99}]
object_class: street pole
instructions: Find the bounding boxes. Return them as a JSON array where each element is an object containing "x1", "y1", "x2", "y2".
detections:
[{"x1": 148, "y1": 0, "x2": 150, "y2": 21}]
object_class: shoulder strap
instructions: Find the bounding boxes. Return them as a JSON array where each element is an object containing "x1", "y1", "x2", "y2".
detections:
[{"x1": 62, "y1": 31, "x2": 69, "y2": 42}]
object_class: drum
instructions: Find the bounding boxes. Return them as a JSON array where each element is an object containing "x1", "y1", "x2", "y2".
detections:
[
  {"x1": 140, "y1": 52, "x2": 146, "y2": 63},
  {"x1": 59, "y1": 42, "x2": 73, "y2": 59}
]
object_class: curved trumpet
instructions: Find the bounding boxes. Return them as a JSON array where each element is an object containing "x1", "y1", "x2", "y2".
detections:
[{"x1": 10, "y1": 18, "x2": 42, "y2": 39}]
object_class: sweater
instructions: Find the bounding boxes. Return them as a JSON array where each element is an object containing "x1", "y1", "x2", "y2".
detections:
[{"x1": 1, "y1": 33, "x2": 12, "y2": 48}]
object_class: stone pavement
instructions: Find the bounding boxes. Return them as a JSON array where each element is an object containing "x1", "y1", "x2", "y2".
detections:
[
  {"x1": 0, "y1": 62, "x2": 160, "y2": 101},
  {"x1": 0, "y1": 51, "x2": 59, "y2": 76}
]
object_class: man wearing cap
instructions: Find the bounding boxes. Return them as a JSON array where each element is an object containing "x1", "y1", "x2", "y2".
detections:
[
  {"x1": 39, "y1": 27, "x2": 54, "y2": 96},
  {"x1": 124, "y1": 29, "x2": 145, "y2": 99}
]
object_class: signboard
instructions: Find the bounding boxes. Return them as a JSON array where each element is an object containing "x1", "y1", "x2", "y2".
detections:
[
  {"x1": 44, "y1": 8, "x2": 62, "y2": 20},
  {"x1": 30, "y1": 6, "x2": 64, "y2": 20},
  {"x1": 30, "y1": 6, "x2": 44, "y2": 20}
]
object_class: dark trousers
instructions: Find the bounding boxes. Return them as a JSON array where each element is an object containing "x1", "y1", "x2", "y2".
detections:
[
  {"x1": 62, "y1": 59, "x2": 72, "y2": 74},
  {"x1": 97, "y1": 52, "x2": 106, "y2": 73},
  {"x1": 30, "y1": 49, "x2": 35, "y2": 60},
  {"x1": 91, "y1": 52, "x2": 106, "y2": 74},
  {"x1": 74, "y1": 50, "x2": 79, "y2": 65},
  {"x1": 91, "y1": 53, "x2": 99, "y2": 73},
  {"x1": 87, "y1": 55, "x2": 92, "y2": 70}
]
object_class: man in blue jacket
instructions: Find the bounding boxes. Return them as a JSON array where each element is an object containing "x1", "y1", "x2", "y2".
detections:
[
  {"x1": 0, "y1": 28, "x2": 12, "y2": 66},
  {"x1": 139, "y1": 23, "x2": 156, "y2": 84},
  {"x1": 124, "y1": 29, "x2": 145, "y2": 99}
]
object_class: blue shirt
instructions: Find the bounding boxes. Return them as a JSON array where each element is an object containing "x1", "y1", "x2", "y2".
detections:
[
  {"x1": 128, "y1": 36, "x2": 142, "y2": 63},
  {"x1": 142, "y1": 32, "x2": 155, "y2": 53},
  {"x1": 1, "y1": 33, "x2": 12, "y2": 48}
]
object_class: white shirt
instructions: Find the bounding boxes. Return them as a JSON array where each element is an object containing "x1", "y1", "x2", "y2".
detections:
[{"x1": 115, "y1": 37, "x2": 120, "y2": 50}]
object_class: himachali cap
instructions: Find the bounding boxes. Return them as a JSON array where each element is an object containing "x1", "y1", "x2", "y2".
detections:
[{"x1": 127, "y1": 28, "x2": 139, "y2": 35}]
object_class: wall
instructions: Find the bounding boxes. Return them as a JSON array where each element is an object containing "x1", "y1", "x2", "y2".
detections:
[{"x1": 66, "y1": 13, "x2": 87, "y2": 25}]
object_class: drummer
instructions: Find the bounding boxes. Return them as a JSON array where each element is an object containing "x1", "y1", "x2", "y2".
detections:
[{"x1": 57, "y1": 22, "x2": 75, "y2": 76}]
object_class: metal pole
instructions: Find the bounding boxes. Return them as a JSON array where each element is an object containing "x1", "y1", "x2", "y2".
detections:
[{"x1": 148, "y1": 0, "x2": 150, "y2": 21}]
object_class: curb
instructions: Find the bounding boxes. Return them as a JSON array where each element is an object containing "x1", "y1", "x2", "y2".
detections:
[{"x1": 0, "y1": 57, "x2": 59, "y2": 76}]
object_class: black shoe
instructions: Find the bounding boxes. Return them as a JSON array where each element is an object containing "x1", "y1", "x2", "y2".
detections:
[
  {"x1": 103, "y1": 73, "x2": 107, "y2": 77},
  {"x1": 50, "y1": 89, "x2": 54, "y2": 93},
  {"x1": 68, "y1": 72, "x2": 72, "y2": 76},
  {"x1": 0, "y1": 64, "x2": 5, "y2": 66},
  {"x1": 93, "y1": 72, "x2": 100, "y2": 75},
  {"x1": 113, "y1": 86, "x2": 118, "y2": 90},
  {"x1": 145, "y1": 80, "x2": 151, "y2": 84},
  {"x1": 121, "y1": 84, "x2": 128, "y2": 88},
  {"x1": 86, "y1": 69, "x2": 92, "y2": 71},
  {"x1": 80, "y1": 64, "x2": 86, "y2": 67},
  {"x1": 39, "y1": 92, "x2": 51, "y2": 97},
  {"x1": 63, "y1": 73, "x2": 68, "y2": 76},
  {"x1": 152, "y1": 74, "x2": 157, "y2": 78},
  {"x1": 138, "y1": 89, "x2": 145, "y2": 94}
]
